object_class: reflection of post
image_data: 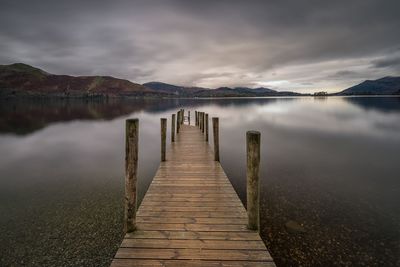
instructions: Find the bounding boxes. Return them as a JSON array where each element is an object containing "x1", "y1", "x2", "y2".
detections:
[
  {"x1": 161, "y1": 118, "x2": 167, "y2": 161},
  {"x1": 125, "y1": 119, "x2": 138, "y2": 233},
  {"x1": 205, "y1": 113, "x2": 209, "y2": 142},
  {"x1": 212, "y1": 117, "x2": 219, "y2": 161},
  {"x1": 246, "y1": 131, "x2": 261, "y2": 231},
  {"x1": 171, "y1": 114, "x2": 175, "y2": 142}
]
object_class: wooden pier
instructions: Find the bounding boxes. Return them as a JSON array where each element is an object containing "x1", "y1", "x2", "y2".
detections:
[{"x1": 111, "y1": 112, "x2": 276, "y2": 266}]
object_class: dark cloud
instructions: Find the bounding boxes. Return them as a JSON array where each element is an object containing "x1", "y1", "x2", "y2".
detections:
[
  {"x1": 371, "y1": 56, "x2": 400, "y2": 69},
  {"x1": 0, "y1": 0, "x2": 399, "y2": 92}
]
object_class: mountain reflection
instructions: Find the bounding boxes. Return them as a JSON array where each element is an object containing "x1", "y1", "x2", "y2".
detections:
[
  {"x1": 0, "y1": 98, "x2": 284, "y2": 135},
  {"x1": 1, "y1": 97, "x2": 399, "y2": 135}
]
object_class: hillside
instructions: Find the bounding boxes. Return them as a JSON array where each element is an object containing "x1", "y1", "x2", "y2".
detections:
[
  {"x1": 143, "y1": 82, "x2": 301, "y2": 97},
  {"x1": 143, "y1": 82, "x2": 210, "y2": 96},
  {"x1": 0, "y1": 63, "x2": 165, "y2": 98},
  {"x1": 339, "y1": 76, "x2": 400, "y2": 95},
  {"x1": 3, "y1": 63, "x2": 398, "y2": 98}
]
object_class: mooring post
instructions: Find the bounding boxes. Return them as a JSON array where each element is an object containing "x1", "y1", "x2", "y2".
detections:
[
  {"x1": 201, "y1": 112, "x2": 204, "y2": 131},
  {"x1": 188, "y1": 111, "x2": 190, "y2": 125},
  {"x1": 171, "y1": 114, "x2": 175, "y2": 142},
  {"x1": 212, "y1": 117, "x2": 219, "y2": 161},
  {"x1": 181, "y1": 109, "x2": 184, "y2": 124},
  {"x1": 199, "y1": 112, "x2": 201, "y2": 128},
  {"x1": 200, "y1": 112, "x2": 203, "y2": 130},
  {"x1": 195, "y1": 111, "x2": 197, "y2": 126},
  {"x1": 161, "y1": 118, "x2": 167, "y2": 161},
  {"x1": 202, "y1": 112, "x2": 205, "y2": 133},
  {"x1": 246, "y1": 131, "x2": 261, "y2": 231},
  {"x1": 125, "y1": 119, "x2": 138, "y2": 233},
  {"x1": 199, "y1": 112, "x2": 201, "y2": 129},
  {"x1": 205, "y1": 113, "x2": 209, "y2": 142},
  {"x1": 177, "y1": 111, "x2": 180, "y2": 133}
]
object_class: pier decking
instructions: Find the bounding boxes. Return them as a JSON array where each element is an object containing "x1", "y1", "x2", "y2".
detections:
[{"x1": 111, "y1": 122, "x2": 276, "y2": 266}]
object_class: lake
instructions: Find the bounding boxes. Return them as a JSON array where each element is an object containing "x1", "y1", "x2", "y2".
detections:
[{"x1": 0, "y1": 97, "x2": 399, "y2": 266}]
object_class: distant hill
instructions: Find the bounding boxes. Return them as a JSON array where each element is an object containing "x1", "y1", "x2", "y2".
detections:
[
  {"x1": 0, "y1": 63, "x2": 166, "y2": 98},
  {"x1": 4, "y1": 63, "x2": 399, "y2": 98},
  {"x1": 144, "y1": 82, "x2": 302, "y2": 97},
  {"x1": 339, "y1": 76, "x2": 400, "y2": 95},
  {"x1": 143, "y1": 82, "x2": 209, "y2": 96},
  {"x1": 0, "y1": 63, "x2": 306, "y2": 98}
]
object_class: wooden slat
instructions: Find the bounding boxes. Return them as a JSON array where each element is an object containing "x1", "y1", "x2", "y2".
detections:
[
  {"x1": 112, "y1": 124, "x2": 275, "y2": 266},
  {"x1": 111, "y1": 259, "x2": 276, "y2": 267},
  {"x1": 140, "y1": 201, "x2": 243, "y2": 207},
  {"x1": 136, "y1": 217, "x2": 247, "y2": 224},
  {"x1": 115, "y1": 248, "x2": 272, "y2": 261},
  {"x1": 121, "y1": 239, "x2": 267, "y2": 250},
  {"x1": 125, "y1": 230, "x2": 262, "y2": 240},
  {"x1": 137, "y1": 223, "x2": 248, "y2": 231},
  {"x1": 136, "y1": 211, "x2": 246, "y2": 218}
]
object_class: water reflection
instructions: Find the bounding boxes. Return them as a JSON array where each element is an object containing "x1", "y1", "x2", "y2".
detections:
[{"x1": 0, "y1": 97, "x2": 399, "y2": 266}]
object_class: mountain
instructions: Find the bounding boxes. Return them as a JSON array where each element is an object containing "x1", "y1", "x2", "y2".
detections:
[
  {"x1": 144, "y1": 82, "x2": 300, "y2": 97},
  {"x1": 339, "y1": 76, "x2": 400, "y2": 95},
  {"x1": 0, "y1": 63, "x2": 166, "y2": 98},
  {"x1": 193, "y1": 86, "x2": 303, "y2": 97},
  {"x1": 143, "y1": 82, "x2": 209, "y2": 96}
]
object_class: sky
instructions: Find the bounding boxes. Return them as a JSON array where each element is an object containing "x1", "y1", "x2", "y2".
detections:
[{"x1": 0, "y1": 0, "x2": 399, "y2": 93}]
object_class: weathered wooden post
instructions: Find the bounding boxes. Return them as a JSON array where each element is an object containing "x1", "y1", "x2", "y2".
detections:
[
  {"x1": 177, "y1": 111, "x2": 180, "y2": 133},
  {"x1": 246, "y1": 131, "x2": 261, "y2": 231},
  {"x1": 198, "y1": 112, "x2": 201, "y2": 128},
  {"x1": 212, "y1": 117, "x2": 219, "y2": 161},
  {"x1": 195, "y1": 111, "x2": 198, "y2": 126},
  {"x1": 161, "y1": 118, "x2": 167, "y2": 161},
  {"x1": 200, "y1": 112, "x2": 203, "y2": 131},
  {"x1": 198, "y1": 112, "x2": 201, "y2": 129},
  {"x1": 200, "y1": 112, "x2": 203, "y2": 130},
  {"x1": 181, "y1": 109, "x2": 184, "y2": 124},
  {"x1": 171, "y1": 114, "x2": 175, "y2": 142},
  {"x1": 202, "y1": 112, "x2": 205, "y2": 133},
  {"x1": 125, "y1": 119, "x2": 138, "y2": 233},
  {"x1": 188, "y1": 111, "x2": 190, "y2": 125},
  {"x1": 205, "y1": 113, "x2": 209, "y2": 142}
]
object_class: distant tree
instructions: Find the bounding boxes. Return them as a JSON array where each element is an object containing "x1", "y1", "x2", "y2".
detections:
[{"x1": 314, "y1": 91, "x2": 328, "y2": 96}]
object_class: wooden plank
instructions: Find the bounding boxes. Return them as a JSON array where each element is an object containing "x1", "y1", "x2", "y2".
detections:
[
  {"x1": 111, "y1": 259, "x2": 276, "y2": 267},
  {"x1": 137, "y1": 223, "x2": 248, "y2": 231},
  {"x1": 115, "y1": 248, "x2": 272, "y2": 261},
  {"x1": 121, "y1": 239, "x2": 267, "y2": 250},
  {"x1": 125, "y1": 230, "x2": 262, "y2": 241},
  {"x1": 136, "y1": 217, "x2": 247, "y2": 225},
  {"x1": 143, "y1": 194, "x2": 240, "y2": 199},
  {"x1": 136, "y1": 211, "x2": 246, "y2": 218},
  {"x1": 140, "y1": 202, "x2": 243, "y2": 207},
  {"x1": 138, "y1": 206, "x2": 246, "y2": 212}
]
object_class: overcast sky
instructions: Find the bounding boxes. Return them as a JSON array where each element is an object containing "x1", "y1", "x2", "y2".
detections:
[{"x1": 0, "y1": 0, "x2": 399, "y2": 92}]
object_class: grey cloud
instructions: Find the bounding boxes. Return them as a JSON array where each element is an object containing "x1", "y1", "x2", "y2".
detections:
[
  {"x1": 372, "y1": 56, "x2": 400, "y2": 69},
  {"x1": 0, "y1": 0, "x2": 399, "y2": 92}
]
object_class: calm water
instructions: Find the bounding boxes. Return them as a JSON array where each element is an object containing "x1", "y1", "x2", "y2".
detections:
[{"x1": 0, "y1": 97, "x2": 399, "y2": 266}]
